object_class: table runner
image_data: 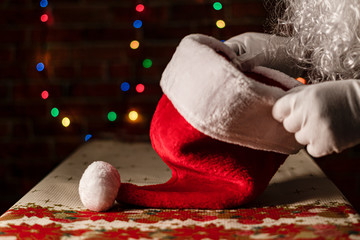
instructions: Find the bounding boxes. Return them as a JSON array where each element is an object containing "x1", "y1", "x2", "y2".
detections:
[{"x1": 0, "y1": 140, "x2": 359, "y2": 239}]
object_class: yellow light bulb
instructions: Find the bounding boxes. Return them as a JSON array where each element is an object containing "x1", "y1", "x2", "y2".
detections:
[
  {"x1": 62, "y1": 117, "x2": 70, "y2": 127},
  {"x1": 130, "y1": 40, "x2": 140, "y2": 49},
  {"x1": 216, "y1": 20, "x2": 226, "y2": 29},
  {"x1": 128, "y1": 110, "x2": 139, "y2": 121}
]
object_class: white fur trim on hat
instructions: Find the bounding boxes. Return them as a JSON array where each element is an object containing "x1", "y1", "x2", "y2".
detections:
[{"x1": 160, "y1": 34, "x2": 303, "y2": 154}]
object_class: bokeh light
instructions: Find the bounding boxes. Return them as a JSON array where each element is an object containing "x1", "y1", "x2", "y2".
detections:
[
  {"x1": 121, "y1": 82, "x2": 130, "y2": 91},
  {"x1": 108, "y1": 111, "x2": 117, "y2": 122},
  {"x1": 213, "y1": 2, "x2": 222, "y2": 10},
  {"x1": 136, "y1": 83, "x2": 145, "y2": 93},
  {"x1": 128, "y1": 110, "x2": 139, "y2": 121},
  {"x1": 62, "y1": 117, "x2": 70, "y2": 127},
  {"x1": 130, "y1": 40, "x2": 140, "y2": 49},
  {"x1": 142, "y1": 59, "x2": 152, "y2": 68},
  {"x1": 136, "y1": 4, "x2": 145, "y2": 12},
  {"x1": 37, "y1": 62, "x2": 45, "y2": 72},
  {"x1": 40, "y1": 0, "x2": 48, "y2": 7},
  {"x1": 41, "y1": 90, "x2": 49, "y2": 99},
  {"x1": 296, "y1": 77, "x2": 306, "y2": 84},
  {"x1": 85, "y1": 134, "x2": 92, "y2": 142},
  {"x1": 216, "y1": 20, "x2": 226, "y2": 28},
  {"x1": 133, "y1": 20, "x2": 143, "y2": 28},
  {"x1": 51, "y1": 108, "x2": 59, "y2": 117},
  {"x1": 41, "y1": 14, "x2": 48, "y2": 22}
]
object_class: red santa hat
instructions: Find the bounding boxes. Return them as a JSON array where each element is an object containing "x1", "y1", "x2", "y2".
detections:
[{"x1": 79, "y1": 34, "x2": 303, "y2": 211}]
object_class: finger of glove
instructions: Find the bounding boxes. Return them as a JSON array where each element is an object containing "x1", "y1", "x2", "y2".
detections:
[
  {"x1": 234, "y1": 52, "x2": 266, "y2": 72},
  {"x1": 272, "y1": 95, "x2": 292, "y2": 122},
  {"x1": 294, "y1": 128, "x2": 310, "y2": 146},
  {"x1": 224, "y1": 42, "x2": 240, "y2": 54},
  {"x1": 306, "y1": 143, "x2": 330, "y2": 158},
  {"x1": 282, "y1": 109, "x2": 303, "y2": 133}
]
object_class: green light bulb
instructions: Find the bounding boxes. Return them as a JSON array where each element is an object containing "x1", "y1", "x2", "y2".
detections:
[
  {"x1": 51, "y1": 108, "x2": 59, "y2": 117},
  {"x1": 107, "y1": 111, "x2": 117, "y2": 122}
]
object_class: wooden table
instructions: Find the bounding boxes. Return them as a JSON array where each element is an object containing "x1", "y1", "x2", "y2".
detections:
[{"x1": 0, "y1": 140, "x2": 359, "y2": 239}]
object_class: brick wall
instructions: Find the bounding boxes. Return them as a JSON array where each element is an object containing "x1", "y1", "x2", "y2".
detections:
[
  {"x1": 0, "y1": 0, "x2": 268, "y2": 214},
  {"x1": 1, "y1": 0, "x2": 359, "y2": 214}
]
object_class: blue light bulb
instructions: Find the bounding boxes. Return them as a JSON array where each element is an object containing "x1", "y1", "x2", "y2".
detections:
[
  {"x1": 40, "y1": 0, "x2": 48, "y2": 7},
  {"x1": 36, "y1": 62, "x2": 45, "y2": 72},
  {"x1": 133, "y1": 20, "x2": 143, "y2": 29}
]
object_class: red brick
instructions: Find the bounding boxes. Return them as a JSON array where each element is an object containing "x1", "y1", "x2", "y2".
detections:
[
  {"x1": 0, "y1": 140, "x2": 51, "y2": 161},
  {"x1": 73, "y1": 46, "x2": 127, "y2": 61},
  {"x1": 0, "y1": 84, "x2": 10, "y2": 100},
  {"x1": 140, "y1": 5, "x2": 168, "y2": 23},
  {"x1": 6, "y1": 0, "x2": 33, "y2": 7},
  {"x1": 143, "y1": 24, "x2": 192, "y2": 40},
  {"x1": 80, "y1": 64, "x2": 104, "y2": 79},
  {"x1": 170, "y1": 3, "x2": 220, "y2": 21},
  {"x1": 0, "y1": 47, "x2": 14, "y2": 62},
  {"x1": 0, "y1": 121, "x2": 12, "y2": 138},
  {"x1": 11, "y1": 102, "x2": 48, "y2": 117},
  {"x1": 221, "y1": 24, "x2": 265, "y2": 37},
  {"x1": 53, "y1": 65, "x2": 77, "y2": 79},
  {"x1": 12, "y1": 121, "x2": 32, "y2": 138},
  {"x1": 0, "y1": 30, "x2": 27, "y2": 44},
  {"x1": 231, "y1": 2, "x2": 267, "y2": 18},
  {"x1": 0, "y1": 9, "x2": 40, "y2": 25},
  {"x1": 84, "y1": 28, "x2": 135, "y2": 41},
  {"x1": 53, "y1": 136, "x2": 84, "y2": 159},
  {"x1": 43, "y1": 27, "x2": 134, "y2": 43},
  {"x1": 111, "y1": 6, "x2": 138, "y2": 23},
  {"x1": 109, "y1": 63, "x2": 132, "y2": 79},
  {"x1": 138, "y1": 63, "x2": 166, "y2": 78},
  {"x1": 55, "y1": 102, "x2": 107, "y2": 117},
  {"x1": 71, "y1": 83, "x2": 121, "y2": 97},
  {"x1": 142, "y1": 45, "x2": 176, "y2": 59},
  {"x1": 14, "y1": 47, "x2": 38, "y2": 62},
  {"x1": 47, "y1": 46, "x2": 73, "y2": 63},
  {"x1": 52, "y1": 7, "x2": 115, "y2": 24}
]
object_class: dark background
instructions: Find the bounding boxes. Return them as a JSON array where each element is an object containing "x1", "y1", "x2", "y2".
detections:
[{"x1": 0, "y1": 0, "x2": 359, "y2": 215}]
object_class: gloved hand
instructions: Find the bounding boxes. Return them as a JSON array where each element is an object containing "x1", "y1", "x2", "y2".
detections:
[
  {"x1": 225, "y1": 32, "x2": 305, "y2": 78},
  {"x1": 272, "y1": 79, "x2": 360, "y2": 157}
]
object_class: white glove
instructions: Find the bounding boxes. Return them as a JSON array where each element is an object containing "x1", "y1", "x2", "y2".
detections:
[
  {"x1": 225, "y1": 32, "x2": 304, "y2": 78},
  {"x1": 272, "y1": 80, "x2": 360, "y2": 157}
]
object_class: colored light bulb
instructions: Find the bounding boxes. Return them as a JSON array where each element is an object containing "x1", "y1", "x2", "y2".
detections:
[
  {"x1": 213, "y1": 2, "x2": 222, "y2": 10},
  {"x1": 40, "y1": 0, "x2": 48, "y2": 7},
  {"x1": 51, "y1": 108, "x2": 59, "y2": 117},
  {"x1": 142, "y1": 59, "x2": 152, "y2": 68},
  {"x1": 41, "y1": 90, "x2": 49, "y2": 99},
  {"x1": 85, "y1": 134, "x2": 92, "y2": 142},
  {"x1": 128, "y1": 110, "x2": 139, "y2": 121},
  {"x1": 62, "y1": 117, "x2": 70, "y2": 127},
  {"x1": 136, "y1": 83, "x2": 145, "y2": 93},
  {"x1": 108, "y1": 111, "x2": 117, "y2": 122},
  {"x1": 37, "y1": 62, "x2": 45, "y2": 72},
  {"x1": 136, "y1": 4, "x2": 145, "y2": 12},
  {"x1": 133, "y1": 20, "x2": 143, "y2": 28},
  {"x1": 216, "y1": 20, "x2": 226, "y2": 28},
  {"x1": 41, "y1": 14, "x2": 48, "y2": 22},
  {"x1": 121, "y1": 82, "x2": 130, "y2": 92},
  {"x1": 130, "y1": 40, "x2": 140, "y2": 49},
  {"x1": 296, "y1": 77, "x2": 306, "y2": 84}
]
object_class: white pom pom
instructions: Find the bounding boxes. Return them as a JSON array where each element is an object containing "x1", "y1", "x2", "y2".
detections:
[{"x1": 79, "y1": 161, "x2": 121, "y2": 211}]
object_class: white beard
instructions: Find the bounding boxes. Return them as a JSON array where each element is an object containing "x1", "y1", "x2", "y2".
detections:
[{"x1": 275, "y1": 0, "x2": 360, "y2": 82}]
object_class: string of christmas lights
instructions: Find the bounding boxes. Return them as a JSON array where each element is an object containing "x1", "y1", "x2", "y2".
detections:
[{"x1": 38, "y1": 1, "x2": 225, "y2": 142}]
